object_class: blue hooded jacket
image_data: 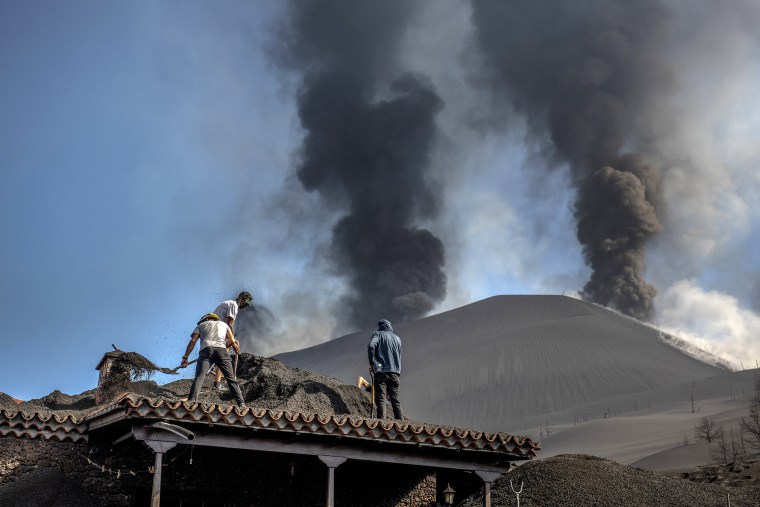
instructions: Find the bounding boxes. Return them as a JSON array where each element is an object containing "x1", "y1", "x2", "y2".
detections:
[{"x1": 367, "y1": 319, "x2": 402, "y2": 375}]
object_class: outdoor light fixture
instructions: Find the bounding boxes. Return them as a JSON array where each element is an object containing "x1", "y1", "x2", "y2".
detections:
[
  {"x1": 288, "y1": 462, "x2": 296, "y2": 479},
  {"x1": 443, "y1": 483, "x2": 455, "y2": 506}
]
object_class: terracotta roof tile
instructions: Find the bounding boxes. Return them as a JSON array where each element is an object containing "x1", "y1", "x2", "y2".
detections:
[
  {"x1": 0, "y1": 409, "x2": 88, "y2": 443},
  {"x1": 1, "y1": 394, "x2": 540, "y2": 458},
  {"x1": 86, "y1": 394, "x2": 539, "y2": 458}
]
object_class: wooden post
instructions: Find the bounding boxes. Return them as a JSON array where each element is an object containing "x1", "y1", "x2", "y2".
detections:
[
  {"x1": 144, "y1": 440, "x2": 177, "y2": 507},
  {"x1": 318, "y1": 455, "x2": 347, "y2": 507},
  {"x1": 474, "y1": 470, "x2": 503, "y2": 507}
]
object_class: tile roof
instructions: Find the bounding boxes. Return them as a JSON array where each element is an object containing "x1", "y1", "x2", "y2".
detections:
[
  {"x1": 86, "y1": 394, "x2": 539, "y2": 459},
  {"x1": 1, "y1": 394, "x2": 540, "y2": 460},
  {"x1": 0, "y1": 409, "x2": 88, "y2": 443}
]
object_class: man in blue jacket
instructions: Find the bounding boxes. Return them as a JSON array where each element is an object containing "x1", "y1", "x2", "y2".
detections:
[{"x1": 367, "y1": 319, "x2": 405, "y2": 419}]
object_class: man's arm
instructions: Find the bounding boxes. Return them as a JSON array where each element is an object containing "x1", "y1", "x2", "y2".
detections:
[
  {"x1": 225, "y1": 316, "x2": 235, "y2": 351},
  {"x1": 367, "y1": 333, "x2": 379, "y2": 372},
  {"x1": 225, "y1": 300, "x2": 239, "y2": 326},
  {"x1": 226, "y1": 327, "x2": 241, "y2": 355},
  {"x1": 180, "y1": 332, "x2": 200, "y2": 366}
]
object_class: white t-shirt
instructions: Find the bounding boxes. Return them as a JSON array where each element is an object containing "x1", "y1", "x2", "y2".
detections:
[
  {"x1": 213, "y1": 300, "x2": 239, "y2": 328},
  {"x1": 193, "y1": 320, "x2": 230, "y2": 350}
]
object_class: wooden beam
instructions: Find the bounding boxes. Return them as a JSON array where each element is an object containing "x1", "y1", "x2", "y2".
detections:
[
  {"x1": 87, "y1": 409, "x2": 131, "y2": 431},
  {"x1": 131, "y1": 427, "x2": 507, "y2": 474},
  {"x1": 474, "y1": 471, "x2": 504, "y2": 483}
]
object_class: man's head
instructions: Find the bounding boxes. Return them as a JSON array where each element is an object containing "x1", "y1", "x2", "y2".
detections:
[
  {"x1": 198, "y1": 313, "x2": 220, "y2": 325},
  {"x1": 237, "y1": 291, "x2": 253, "y2": 309},
  {"x1": 377, "y1": 319, "x2": 393, "y2": 332}
]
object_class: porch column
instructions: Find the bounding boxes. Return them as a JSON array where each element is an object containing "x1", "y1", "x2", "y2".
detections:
[
  {"x1": 144, "y1": 440, "x2": 177, "y2": 507},
  {"x1": 474, "y1": 470, "x2": 503, "y2": 507},
  {"x1": 318, "y1": 455, "x2": 347, "y2": 507}
]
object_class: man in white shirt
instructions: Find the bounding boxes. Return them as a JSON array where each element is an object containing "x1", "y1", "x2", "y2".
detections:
[
  {"x1": 181, "y1": 313, "x2": 246, "y2": 407},
  {"x1": 210, "y1": 291, "x2": 253, "y2": 390}
]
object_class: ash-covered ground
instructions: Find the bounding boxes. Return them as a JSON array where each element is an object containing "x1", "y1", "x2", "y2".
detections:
[{"x1": 458, "y1": 454, "x2": 760, "y2": 507}]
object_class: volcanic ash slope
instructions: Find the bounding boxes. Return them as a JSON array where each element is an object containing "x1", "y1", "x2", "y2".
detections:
[{"x1": 276, "y1": 295, "x2": 726, "y2": 432}]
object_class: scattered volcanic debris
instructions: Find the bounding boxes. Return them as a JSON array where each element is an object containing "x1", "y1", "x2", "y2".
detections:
[{"x1": 459, "y1": 454, "x2": 760, "y2": 507}]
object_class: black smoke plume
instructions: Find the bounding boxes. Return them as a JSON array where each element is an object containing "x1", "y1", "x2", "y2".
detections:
[
  {"x1": 273, "y1": 1, "x2": 446, "y2": 329},
  {"x1": 577, "y1": 155, "x2": 662, "y2": 319},
  {"x1": 469, "y1": 0, "x2": 674, "y2": 320}
]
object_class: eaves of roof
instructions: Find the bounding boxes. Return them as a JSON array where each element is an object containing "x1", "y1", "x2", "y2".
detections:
[
  {"x1": 85, "y1": 394, "x2": 539, "y2": 460},
  {"x1": 0, "y1": 409, "x2": 88, "y2": 443},
  {"x1": 0, "y1": 394, "x2": 540, "y2": 461}
]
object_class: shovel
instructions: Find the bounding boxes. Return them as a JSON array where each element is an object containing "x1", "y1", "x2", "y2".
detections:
[{"x1": 158, "y1": 358, "x2": 198, "y2": 375}]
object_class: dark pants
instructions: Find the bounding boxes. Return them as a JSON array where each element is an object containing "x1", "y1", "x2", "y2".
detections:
[
  {"x1": 373, "y1": 372, "x2": 404, "y2": 419},
  {"x1": 189, "y1": 347, "x2": 245, "y2": 405}
]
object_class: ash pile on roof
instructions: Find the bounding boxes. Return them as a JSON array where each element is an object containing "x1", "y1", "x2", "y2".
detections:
[
  {"x1": 459, "y1": 454, "x2": 759, "y2": 507},
  {"x1": 239, "y1": 354, "x2": 372, "y2": 416},
  {"x1": 0, "y1": 353, "x2": 372, "y2": 419},
  {"x1": 0, "y1": 393, "x2": 20, "y2": 408},
  {"x1": 157, "y1": 354, "x2": 373, "y2": 417}
]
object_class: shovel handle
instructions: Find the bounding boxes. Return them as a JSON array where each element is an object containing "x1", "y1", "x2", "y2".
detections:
[
  {"x1": 370, "y1": 370, "x2": 376, "y2": 418},
  {"x1": 169, "y1": 358, "x2": 197, "y2": 374}
]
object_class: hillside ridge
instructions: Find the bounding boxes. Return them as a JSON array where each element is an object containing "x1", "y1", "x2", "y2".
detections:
[{"x1": 276, "y1": 295, "x2": 725, "y2": 432}]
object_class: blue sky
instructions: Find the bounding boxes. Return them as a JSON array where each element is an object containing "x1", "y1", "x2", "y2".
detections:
[
  {"x1": 1, "y1": 1, "x2": 297, "y2": 398},
  {"x1": 2, "y1": 1, "x2": 760, "y2": 400}
]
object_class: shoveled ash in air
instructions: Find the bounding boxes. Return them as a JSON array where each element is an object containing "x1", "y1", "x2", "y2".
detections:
[
  {"x1": 0, "y1": 353, "x2": 372, "y2": 420},
  {"x1": 458, "y1": 454, "x2": 759, "y2": 507},
  {"x1": 97, "y1": 350, "x2": 165, "y2": 403}
]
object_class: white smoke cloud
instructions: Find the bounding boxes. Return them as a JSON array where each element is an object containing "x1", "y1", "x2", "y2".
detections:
[
  {"x1": 644, "y1": 3, "x2": 760, "y2": 367},
  {"x1": 647, "y1": 31, "x2": 759, "y2": 284},
  {"x1": 655, "y1": 279, "x2": 760, "y2": 369}
]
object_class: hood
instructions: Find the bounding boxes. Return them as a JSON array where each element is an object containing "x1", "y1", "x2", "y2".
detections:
[{"x1": 377, "y1": 319, "x2": 393, "y2": 332}]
